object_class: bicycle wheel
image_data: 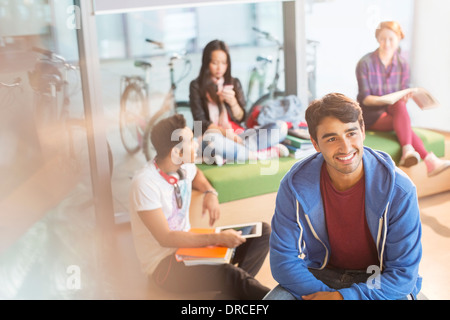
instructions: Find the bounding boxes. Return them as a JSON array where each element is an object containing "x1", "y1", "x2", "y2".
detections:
[
  {"x1": 175, "y1": 101, "x2": 193, "y2": 130},
  {"x1": 119, "y1": 83, "x2": 147, "y2": 154}
]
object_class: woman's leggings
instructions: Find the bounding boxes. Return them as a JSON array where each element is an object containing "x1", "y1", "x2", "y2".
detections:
[{"x1": 369, "y1": 100, "x2": 428, "y2": 159}]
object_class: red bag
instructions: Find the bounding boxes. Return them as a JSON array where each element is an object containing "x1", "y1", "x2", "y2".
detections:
[{"x1": 246, "y1": 105, "x2": 262, "y2": 128}]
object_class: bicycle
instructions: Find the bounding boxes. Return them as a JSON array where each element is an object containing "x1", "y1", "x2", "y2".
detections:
[
  {"x1": 119, "y1": 39, "x2": 193, "y2": 161},
  {"x1": 246, "y1": 27, "x2": 285, "y2": 113},
  {"x1": 28, "y1": 47, "x2": 113, "y2": 183},
  {"x1": 245, "y1": 29, "x2": 320, "y2": 127}
]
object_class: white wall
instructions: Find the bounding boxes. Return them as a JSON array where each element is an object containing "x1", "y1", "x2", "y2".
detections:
[
  {"x1": 409, "y1": 0, "x2": 450, "y2": 132},
  {"x1": 305, "y1": 0, "x2": 414, "y2": 100},
  {"x1": 303, "y1": 0, "x2": 450, "y2": 132}
]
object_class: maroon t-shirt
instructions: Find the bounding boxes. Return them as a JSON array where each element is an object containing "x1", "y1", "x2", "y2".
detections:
[{"x1": 320, "y1": 163, "x2": 379, "y2": 270}]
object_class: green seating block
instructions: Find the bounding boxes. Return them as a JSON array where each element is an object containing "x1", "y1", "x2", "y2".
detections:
[
  {"x1": 364, "y1": 128, "x2": 444, "y2": 164},
  {"x1": 198, "y1": 128, "x2": 445, "y2": 203},
  {"x1": 197, "y1": 157, "x2": 297, "y2": 203}
]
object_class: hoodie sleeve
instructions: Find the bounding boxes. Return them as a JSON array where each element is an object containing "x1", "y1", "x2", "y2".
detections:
[
  {"x1": 270, "y1": 176, "x2": 333, "y2": 299},
  {"x1": 339, "y1": 179, "x2": 422, "y2": 300}
]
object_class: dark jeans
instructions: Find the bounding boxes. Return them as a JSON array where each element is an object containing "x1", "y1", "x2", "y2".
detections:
[
  {"x1": 264, "y1": 267, "x2": 415, "y2": 300},
  {"x1": 264, "y1": 268, "x2": 372, "y2": 300},
  {"x1": 152, "y1": 222, "x2": 271, "y2": 300},
  {"x1": 308, "y1": 268, "x2": 371, "y2": 290}
]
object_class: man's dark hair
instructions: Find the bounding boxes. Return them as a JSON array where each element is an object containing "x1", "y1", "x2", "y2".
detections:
[
  {"x1": 305, "y1": 93, "x2": 364, "y2": 142},
  {"x1": 151, "y1": 114, "x2": 186, "y2": 158}
]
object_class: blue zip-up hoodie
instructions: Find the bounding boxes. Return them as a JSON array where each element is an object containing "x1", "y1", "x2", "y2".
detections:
[{"x1": 270, "y1": 147, "x2": 422, "y2": 300}]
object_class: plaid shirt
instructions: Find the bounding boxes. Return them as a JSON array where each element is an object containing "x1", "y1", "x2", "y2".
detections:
[{"x1": 356, "y1": 49, "x2": 410, "y2": 127}]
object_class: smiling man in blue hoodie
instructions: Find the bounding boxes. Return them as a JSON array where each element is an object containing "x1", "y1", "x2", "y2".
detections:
[{"x1": 268, "y1": 93, "x2": 422, "y2": 300}]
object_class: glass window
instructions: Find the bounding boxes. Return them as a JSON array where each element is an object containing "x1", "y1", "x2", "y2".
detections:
[
  {"x1": 99, "y1": 3, "x2": 286, "y2": 223},
  {"x1": 305, "y1": 0, "x2": 415, "y2": 99},
  {"x1": 0, "y1": 0, "x2": 101, "y2": 299},
  {"x1": 0, "y1": 0, "x2": 287, "y2": 299}
]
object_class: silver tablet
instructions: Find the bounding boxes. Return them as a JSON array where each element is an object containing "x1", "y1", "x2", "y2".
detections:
[{"x1": 216, "y1": 222, "x2": 262, "y2": 238}]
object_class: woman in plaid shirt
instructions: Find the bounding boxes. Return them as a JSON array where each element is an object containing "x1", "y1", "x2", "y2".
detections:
[{"x1": 356, "y1": 21, "x2": 450, "y2": 177}]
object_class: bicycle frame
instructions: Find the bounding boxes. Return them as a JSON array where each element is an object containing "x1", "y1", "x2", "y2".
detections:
[
  {"x1": 250, "y1": 28, "x2": 284, "y2": 98},
  {"x1": 247, "y1": 56, "x2": 271, "y2": 104},
  {"x1": 122, "y1": 51, "x2": 190, "y2": 121},
  {"x1": 119, "y1": 40, "x2": 191, "y2": 159},
  {"x1": 151, "y1": 53, "x2": 191, "y2": 119},
  {"x1": 268, "y1": 42, "x2": 283, "y2": 101},
  {"x1": 30, "y1": 47, "x2": 113, "y2": 179}
]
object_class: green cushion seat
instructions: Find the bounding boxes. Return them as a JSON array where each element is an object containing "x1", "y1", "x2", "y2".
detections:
[
  {"x1": 197, "y1": 157, "x2": 297, "y2": 203},
  {"x1": 198, "y1": 128, "x2": 445, "y2": 203},
  {"x1": 364, "y1": 128, "x2": 445, "y2": 164}
]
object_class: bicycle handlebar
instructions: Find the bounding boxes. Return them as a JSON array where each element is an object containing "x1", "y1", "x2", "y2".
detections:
[
  {"x1": 145, "y1": 39, "x2": 164, "y2": 49},
  {"x1": 252, "y1": 27, "x2": 282, "y2": 46},
  {"x1": 0, "y1": 77, "x2": 22, "y2": 87},
  {"x1": 170, "y1": 51, "x2": 191, "y2": 63},
  {"x1": 32, "y1": 46, "x2": 67, "y2": 63},
  {"x1": 171, "y1": 52, "x2": 192, "y2": 86},
  {"x1": 32, "y1": 46, "x2": 78, "y2": 70},
  {"x1": 252, "y1": 27, "x2": 270, "y2": 37},
  {"x1": 32, "y1": 46, "x2": 53, "y2": 57}
]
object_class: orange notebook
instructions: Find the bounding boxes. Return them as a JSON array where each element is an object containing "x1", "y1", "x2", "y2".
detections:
[{"x1": 175, "y1": 228, "x2": 234, "y2": 266}]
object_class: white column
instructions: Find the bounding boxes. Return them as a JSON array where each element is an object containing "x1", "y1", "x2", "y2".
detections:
[{"x1": 410, "y1": 0, "x2": 450, "y2": 132}]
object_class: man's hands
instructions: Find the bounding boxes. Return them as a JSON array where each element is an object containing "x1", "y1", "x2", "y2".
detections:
[
  {"x1": 216, "y1": 229, "x2": 246, "y2": 248},
  {"x1": 302, "y1": 291, "x2": 343, "y2": 300},
  {"x1": 202, "y1": 191, "x2": 220, "y2": 226}
]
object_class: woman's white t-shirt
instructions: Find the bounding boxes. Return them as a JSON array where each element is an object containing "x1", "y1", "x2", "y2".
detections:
[{"x1": 129, "y1": 161, "x2": 197, "y2": 275}]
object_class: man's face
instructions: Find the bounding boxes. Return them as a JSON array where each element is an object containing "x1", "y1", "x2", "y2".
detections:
[{"x1": 311, "y1": 116, "x2": 365, "y2": 183}]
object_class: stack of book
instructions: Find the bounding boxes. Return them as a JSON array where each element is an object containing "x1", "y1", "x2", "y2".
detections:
[
  {"x1": 282, "y1": 133, "x2": 316, "y2": 160},
  {"x1": 175, "y1": 228, "x2": 234, "y2": 266},
  {"x1": 176, "y1": 245, "x2": 234, "y2": 266},
  {"x1": 175, "y1": 222, "x2": 262, "y2": 266}
]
